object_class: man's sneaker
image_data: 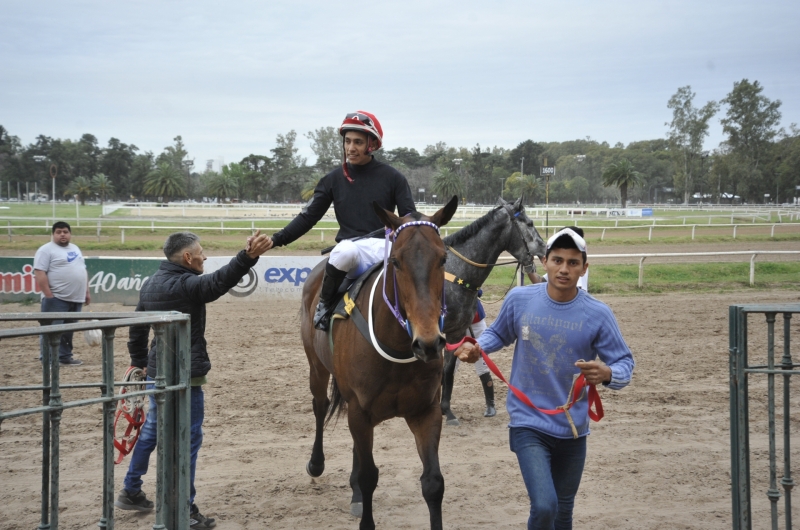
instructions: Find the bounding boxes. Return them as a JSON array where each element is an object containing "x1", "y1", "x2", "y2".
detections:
[
  {"x1": 190, "y1": 504, "x2": 217, "y2": 528},
  {"x1": 59, "y1": 358, "x2": 83, "y2": 366},
  {"x1": 114, "y1": 489, "x2": 154, "y2": 512}
]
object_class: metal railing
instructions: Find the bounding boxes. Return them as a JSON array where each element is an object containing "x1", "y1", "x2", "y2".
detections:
[
  {"x1": 0, "y1": 311, "x2": 192, "y2": 529},
  {"x1": 729, "y1": 303, "x2": 800, "y2": 530}
]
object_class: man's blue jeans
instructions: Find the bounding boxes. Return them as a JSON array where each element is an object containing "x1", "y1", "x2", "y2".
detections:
[
  {"x1": 39, "y1": 297, "x2": 83, "y2": 362},
  {"x1": 509, "y1": 427, "x2": 587, "y2": 530},
  {"x1": 123, "y1": 378, "x2": 204, "y2": 505}
]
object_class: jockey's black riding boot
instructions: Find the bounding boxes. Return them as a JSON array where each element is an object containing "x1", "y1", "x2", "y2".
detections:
[
  {"x1": 480, "y1": 372, "x2": 497, "y2": 417},
  {"x1": 313, "y1": 263, "x2": 347, "y2": 331}
]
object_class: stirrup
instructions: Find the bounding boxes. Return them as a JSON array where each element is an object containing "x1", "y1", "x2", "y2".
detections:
[{"x1": 313, "y1": 302, "x2": 332, "y2": 331}]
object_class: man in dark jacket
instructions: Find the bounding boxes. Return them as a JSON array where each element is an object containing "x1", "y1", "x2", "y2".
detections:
[{"x1": 115, "y1": 230, "x2": 272, "y2": 528}]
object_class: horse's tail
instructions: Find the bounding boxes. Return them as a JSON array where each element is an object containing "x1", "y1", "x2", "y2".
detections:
[{"x1": 324, "y1": 376, "x2": 347, "y2": 428}]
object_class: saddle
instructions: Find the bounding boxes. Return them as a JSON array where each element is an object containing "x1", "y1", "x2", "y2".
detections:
[
  {"x1": 328, "y1": 262, "x2": 414, "y2": 362},
  {"x1": 330, "y1": 262, "x2": 382, "y2": 320}
]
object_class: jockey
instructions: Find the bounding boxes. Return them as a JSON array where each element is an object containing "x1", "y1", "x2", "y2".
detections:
[{"x1": 270, "y1": 110, "x2": 416, "y2": 330}]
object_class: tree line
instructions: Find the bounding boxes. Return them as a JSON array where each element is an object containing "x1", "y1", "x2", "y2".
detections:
[{"x1": 0, "y1": 79, "x2": 797, "y2": 208}]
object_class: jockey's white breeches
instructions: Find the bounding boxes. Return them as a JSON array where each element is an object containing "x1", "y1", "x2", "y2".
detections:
[{"x1": 328, "y1": 238, "x2": 388, "y2": 279}]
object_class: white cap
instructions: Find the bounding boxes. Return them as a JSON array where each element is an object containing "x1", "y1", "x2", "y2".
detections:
[{"x1": 546, "y1": 228, "x2": 587, "y2": 253}]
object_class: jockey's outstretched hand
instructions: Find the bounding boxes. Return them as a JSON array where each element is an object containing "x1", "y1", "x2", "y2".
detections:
[
  {"x1": 246, "y1": 230, "x2": 273, "y2": 258},
  {"x1": 454, "y1": 341, "x2": 483, "y2": 364}
]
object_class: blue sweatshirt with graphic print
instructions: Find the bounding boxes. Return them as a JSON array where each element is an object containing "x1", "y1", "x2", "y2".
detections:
[{"x1": 477, "y1": 284, "x2": 634, "y2": 439}]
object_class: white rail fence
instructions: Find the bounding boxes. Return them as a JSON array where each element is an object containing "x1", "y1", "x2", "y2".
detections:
[
  {"x1": 4, "y1": 219, "x2": 800, "y2": 244},
  {"x1": 502, "y1": 250, "x2": 800, "y2": 288}
]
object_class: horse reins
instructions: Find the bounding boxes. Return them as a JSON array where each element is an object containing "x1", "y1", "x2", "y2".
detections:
[
  {"x1": 113, "y1": 366, "x2": 147, "y2": 464},
  {"x1": 446, "y1": 336, "x2": 604, "y2": 439},
  {"x1": 444, "y1": 205, "x2": 537, "y2": 303}
]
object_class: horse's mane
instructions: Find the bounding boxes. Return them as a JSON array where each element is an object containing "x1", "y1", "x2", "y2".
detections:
[{"x1": 442, "y1": 207, "x2": 501, "y2": 246}]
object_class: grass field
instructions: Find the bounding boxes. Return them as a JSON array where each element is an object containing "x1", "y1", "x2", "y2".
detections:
[{"x1": 479, "y1": 261, "x2": 800, "y2": 297}]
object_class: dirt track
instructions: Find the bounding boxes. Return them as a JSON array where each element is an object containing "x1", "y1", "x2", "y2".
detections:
[{"x1": 2, "y1": 285, "x2": 800, "y2": 529}]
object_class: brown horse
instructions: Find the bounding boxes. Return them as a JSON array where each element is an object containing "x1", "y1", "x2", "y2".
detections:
[{"x1": 301, "y1": 198, "x2": 458, "y2": 530}]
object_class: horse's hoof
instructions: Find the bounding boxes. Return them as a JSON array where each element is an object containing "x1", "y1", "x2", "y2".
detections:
[
  {"x1": 446, "y1": 417, "x2": 460, "y2": 427},
  {"x1": 350, "y1": 502, "x2": 363, "y2": 518},
  {"x1": 306, "y1": 460, "x2": 324, "y2": 478},
  {"x1": 484, "y1": 406, "x2": 497, "y2": 417}
]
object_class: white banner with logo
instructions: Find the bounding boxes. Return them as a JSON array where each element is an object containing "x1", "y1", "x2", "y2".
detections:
[{"x1": 205, "y1": 255, "x2": 326, "y2": 301}]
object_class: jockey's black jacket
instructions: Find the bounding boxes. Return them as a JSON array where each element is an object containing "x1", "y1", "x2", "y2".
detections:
[
  {"x1": 127, "y1": 251, "x2": 259, "y2": 379},
  {"x1": 271, "y1": 157, "x2": 416, "y2": 247}
]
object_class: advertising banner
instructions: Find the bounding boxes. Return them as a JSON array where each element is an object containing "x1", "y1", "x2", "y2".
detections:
[{"x1": 0, "y1": 255, "x2": 326, "y2": 305}]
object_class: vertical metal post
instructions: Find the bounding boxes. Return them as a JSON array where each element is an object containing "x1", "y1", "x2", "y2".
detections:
[
  {"x1": 730, "y1": 306, "x2": 741, "y2": 530},
  {"x1": 98, "y1": 328, "x2": 117, "y2": 529},
  {"x1": 765, "y1": 313, "x2": 780, "y2": 529},
  {"x1": 730, "y1": 305, "x2": 752, "y2": 529},
  {"x1": 781, "y1": 312, "x2": 794, "y2": 529},
  {"x1": 153, "y1": 325, "x2": 167, "y2": 530},
  {"x1": 638, "y1": 257, "x2": 646, "y2": 289},
  {"x1": 39, "y1": 331, "x2": 52, "y2": 530},
  {"x1": 48, "y1": 333, "x2": 62, "y2": 530},
  {"x1": 175, "y1": 319, "x2": 192, "y2": 529}
]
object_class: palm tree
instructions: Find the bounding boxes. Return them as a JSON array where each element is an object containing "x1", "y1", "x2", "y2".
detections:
[
  {"x1": 505, "y1": 172, "x2": 540, "y2": 204},
  {"x1": 91, "y1": 173, "x2": 115, "y2": 205},
  {"x1": 144, "y1": 162, "x2": 185, "y2": 203},
  {"x1": 301, "y1": 176, "x2": 320, "y2": 201},
  {"x1": 205, "y1": 170, "x2": 238, "y2": 202},
  {"x1": 65, "y1": 176, "x2": 93, "y2": 205},
  {"x1": 432, "y1": 168, "x2": 463, "y2": 203},
  {"x1": 602, "y1": 158, "x2": 644, "y2": 208}
]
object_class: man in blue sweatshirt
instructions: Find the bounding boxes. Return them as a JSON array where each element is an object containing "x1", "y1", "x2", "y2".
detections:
[{"x1": 454, "y1": 228, "x2": 634, "y2": 530}]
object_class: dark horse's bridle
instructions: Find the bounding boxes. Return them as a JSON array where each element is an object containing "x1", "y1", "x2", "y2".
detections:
[
  {"x1": 445, "y1": 203, "x2": 537, "y2": 282},
  {"x1": 382, "y1": 221, "x2": 447, "y2": 337}
]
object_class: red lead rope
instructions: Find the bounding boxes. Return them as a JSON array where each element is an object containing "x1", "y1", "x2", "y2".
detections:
[{"x1": 446, "y1": 336, "x2": 603, "y2": 438}]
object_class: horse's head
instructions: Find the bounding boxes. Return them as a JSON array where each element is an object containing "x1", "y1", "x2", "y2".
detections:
[
  {"x1": 373, "y1": 196, "x2": 458, "y2": 363},
  {"x1": 498, "y1": 196, "x2": 546, "y2": 273}
]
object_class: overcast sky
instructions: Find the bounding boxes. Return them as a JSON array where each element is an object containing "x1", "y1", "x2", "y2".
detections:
[{"x1": 3, "y1": 1, "x2": 798, "y2": 169}]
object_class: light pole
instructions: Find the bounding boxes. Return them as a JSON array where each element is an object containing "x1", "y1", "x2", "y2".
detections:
[
  {"x1": 520, "y1": 157, "x2": 524, "y2": 178},
  {"x1": 50, "y1": 164, "x2": 57, "y2": 220},
  {"x1": 499, "y1": 178, "x2": 504, "y2": 200},
  {"x1": 453, "y1": 158, "x2": 463, "y2": 202}
]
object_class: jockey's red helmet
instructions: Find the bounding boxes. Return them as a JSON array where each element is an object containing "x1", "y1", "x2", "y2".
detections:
[{"x1": 339, "y1": 111, "x2": 383, "y2": 152}]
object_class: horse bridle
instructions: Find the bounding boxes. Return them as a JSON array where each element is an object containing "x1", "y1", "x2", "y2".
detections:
[
  {"x1": 445, "y1": 204, "x2": 537, "y2": 275},
  {"x1": 383, "y1": 221, "x2": 447, "y2": 337}
]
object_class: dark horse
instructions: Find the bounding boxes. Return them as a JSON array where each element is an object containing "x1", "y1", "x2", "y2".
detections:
[
  {"x1": 302, "y1": 197, "x2": 458, "y2": 530},
  {"x1": 440, "y1": 197, "x2": 546, "y2": 426}
]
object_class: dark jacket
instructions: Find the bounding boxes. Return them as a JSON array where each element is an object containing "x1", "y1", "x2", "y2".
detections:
[
  {"x1": 127, "y1": 250, "x2": 258, "y2": 379},
  {"x1": 272, "y1": 157, "x2": 416, "y2": 247}
]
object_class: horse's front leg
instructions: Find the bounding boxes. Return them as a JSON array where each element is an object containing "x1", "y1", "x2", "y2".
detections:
[
  {"x1": 406, "y1": 404, "x2": 445, "y2": 530},
  {"x1": 348, "y1": 405, "x2": 378, "y2": 530},
  {"x1": 440, "y1": 341, "x2": 460, "y2": 426}
]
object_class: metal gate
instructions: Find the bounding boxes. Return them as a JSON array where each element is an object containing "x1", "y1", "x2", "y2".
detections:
[
  {"x1": 0, "y1": 311, "x2": 191, "y2": 529},
  {"x1": 730, "y1": 303, "x2": 800, "y2": 530}
]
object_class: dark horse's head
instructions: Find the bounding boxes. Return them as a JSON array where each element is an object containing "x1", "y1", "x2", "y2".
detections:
[{"x1": 373, "y1": 196, "x2": 458, "y2": 363}]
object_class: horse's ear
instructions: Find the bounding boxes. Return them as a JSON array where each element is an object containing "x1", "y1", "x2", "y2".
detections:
[
  {"x1": 513, "y1": 196, "x2": 523, "y2": 211},
  {"x1": 430, "y1": 195, "x2": 458, "y2": 228},
  {"x1": 372, "y1": 201, "x2": 403, "y2": 231},
  {"x1": 496, "y1": 196, "x2": 507, "y2": 207}
]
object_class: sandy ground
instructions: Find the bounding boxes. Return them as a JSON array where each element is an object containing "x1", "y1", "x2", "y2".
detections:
[{"x1": 2, "y1": 263, "x2": 800, "y2": 528}]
